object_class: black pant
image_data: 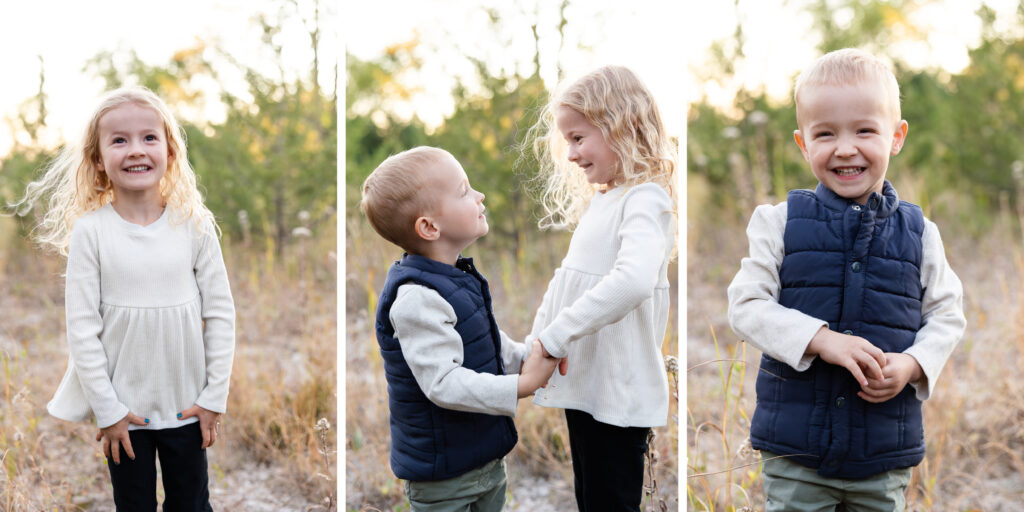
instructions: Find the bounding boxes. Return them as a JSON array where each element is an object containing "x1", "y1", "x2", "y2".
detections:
[
  {"x1": 107, "y1": 422, "x2": 213, "y2": 512},
  {"x1": 565, "y1": 409, "x2": 650, "y2": 512}
]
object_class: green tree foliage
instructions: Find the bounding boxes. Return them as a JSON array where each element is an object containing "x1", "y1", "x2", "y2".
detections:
[
  {"x1": 689, "y1": 0, "x2": 1024, "y2": 231},
  {"x1": 345, "y1": 44, "x2": 549, "y2": 253},
  {"x1": 1, "y1": 2, "x2": 336, "y2": 254}
]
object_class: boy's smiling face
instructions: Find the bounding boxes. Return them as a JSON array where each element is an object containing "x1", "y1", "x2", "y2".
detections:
[{"x1": 794, "y1": 81, "x2": 908, "y2": 204}]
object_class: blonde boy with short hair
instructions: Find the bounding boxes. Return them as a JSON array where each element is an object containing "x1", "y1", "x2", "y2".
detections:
[
  {"x1": 361, "y1": 146, "x2": 560, "y2": 511},
  {"x1": 728, "y1": 49, "x2": 966, "y2": 510}
]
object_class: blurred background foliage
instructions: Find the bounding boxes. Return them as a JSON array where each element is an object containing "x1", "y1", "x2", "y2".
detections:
[
  {"x1": 0, "y1": 1, "x2": 337, "y2": 256},
  {"x1": 689, "y1": 0, "x2": 1024, "y2": 234},
  {"x1": 346, "y1": 47, "x2": 549, "y2": 256},
  {"x1": 344, "y1": 3, "x2": 679, "y2": 509},
  {"x1": 687, "y1": 0, "x2": 1024, "y2": 509}
]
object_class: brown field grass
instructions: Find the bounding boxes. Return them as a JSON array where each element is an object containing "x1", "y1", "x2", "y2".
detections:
[
  {"x1": 344, "y1": 216, "x2": 679, "y2": 511},
  {"x1": 686, "y1": 173, "x2": 1024, "y2": 510},
  {"x1": 0, "y1": 214, "x2": 337, "y2": 511}
]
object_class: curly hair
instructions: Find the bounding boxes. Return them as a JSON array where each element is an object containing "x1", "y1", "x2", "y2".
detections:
[
  {"x1": 12, "y1": 86, "x2": 216, "y2": 255},
  {"x1": 524, "y1": 66, "x2": 676, "y2": 230}
]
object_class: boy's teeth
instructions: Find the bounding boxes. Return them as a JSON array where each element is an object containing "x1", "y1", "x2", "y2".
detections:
[{"x1": 834, "y1": 167, "x2": 863, "y2": 176}]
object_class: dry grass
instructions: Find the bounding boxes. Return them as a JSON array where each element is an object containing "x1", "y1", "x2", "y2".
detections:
[
  {"x1": 686, "y1": 173, "x2": 1024, "y2": 510},
  {"x1": 0, "y1": 214, "x2": 337, "y2": 511},
  {"x1": 344, "y1": 216, "x2": 679, "y2": 511}
]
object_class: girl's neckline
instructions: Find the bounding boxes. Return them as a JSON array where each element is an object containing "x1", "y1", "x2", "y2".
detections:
[{"x1": 105, "y1": 202, "x2": 168, "y2": 229}]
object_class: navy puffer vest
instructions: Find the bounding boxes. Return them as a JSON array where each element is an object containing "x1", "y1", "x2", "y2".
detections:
[
  {"x1": 750, "y1": 181, "x2": 926, "y2": 479},
  {"x1": 375, "y1": 253, "x2": 517, "y2": 481}
]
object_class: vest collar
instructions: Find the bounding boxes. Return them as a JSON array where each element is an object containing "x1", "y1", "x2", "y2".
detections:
[
  {"x1": 814, "y1": 180, "x2": 900, "y2": 218},
  {"x1": 398, "y1": 253, "x2": 476, "y2": 278}
]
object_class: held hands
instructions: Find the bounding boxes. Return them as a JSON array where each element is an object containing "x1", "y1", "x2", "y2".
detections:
[
  {"x1": 538, "y1": 341, "x2": 569, "y2": 377},
  {"x1": 95, "y1": 411, "x2": 149, "y2": 465},
  {"x1": 807, "y1": 327, "x2": 923, "y2": 403},
  {"x1": 517, "y1": 340, "x2": 560, "y2": 398},
  {"x1": 807, "y1": 327, "x2": 886, "y2": 387},
  {"x1": 857, "y1": 352, "x2": 923, "y2": 403},
  {"x1": 179, "y1": 404, "x2": 221, "y2": 449}
]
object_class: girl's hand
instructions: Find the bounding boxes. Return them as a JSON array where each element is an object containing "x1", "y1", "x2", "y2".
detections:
[
  {"x1": 518, "y1": 340, "x2": 560, "y2": 397},
  {"x1": 96, "y1": 411, "x2": 149, "y2": 465},
  {"x1": 537, "y1": 340, "x2": 569, "y2": 376},
  {"x1": 857, "y1": 353, "x2": 923, "y2": 403},
  {"x1": 178, "y1": 405, "x2": 221, "y2": 449}
]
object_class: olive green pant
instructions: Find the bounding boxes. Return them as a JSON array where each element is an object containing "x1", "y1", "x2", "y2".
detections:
[
  {"x1": 761, "y1": 452, "x2": 913, "y2": 512},
  {"x1": 404, "y1": 458, "x2": 506, "y2": 512}
]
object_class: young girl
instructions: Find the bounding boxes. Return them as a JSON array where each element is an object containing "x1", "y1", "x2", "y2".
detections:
[
  {"x1": 16, "y1": 86, "x2": 235, "y2": 510},
  {"x1": 525, "y1": 66, "x2": 676, "y2": 510}
]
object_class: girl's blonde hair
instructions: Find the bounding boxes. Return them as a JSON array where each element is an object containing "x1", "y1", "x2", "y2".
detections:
[
  {"x1": 526, "y1": 65, "x2": 676, "y2": 229},
  {"x1": 13, "y1": 86, "x2": 216, "y2": 254}
]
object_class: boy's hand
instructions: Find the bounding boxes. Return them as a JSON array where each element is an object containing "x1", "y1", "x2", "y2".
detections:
[
  {"x1": 538, "y1": 340, "x2": 568, "y2": 376},
  {"x1": 518, "y1": 340, "x2": 559, "y2": 398},
  {"x1": 178, "y1": 405, "x2": 221, "y2": 449},
  {"x1": 96, "y1": 411, "x2": 149, "y2": 465},
  {"x1": 806, "y1": 327, "x2": 886, "y2": 387},
  {"x1": 858, "y1": 352, "x2": 923, "y2": 403}
]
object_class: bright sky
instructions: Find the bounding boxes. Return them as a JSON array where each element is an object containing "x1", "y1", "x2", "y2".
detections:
[
  {"x1": 0, "y1": 0, "x2": 335, "y2": 157},
  {"x1": 684, "y1": 0, "x2": 1021, "y2": 110},
  {"x1": 345, "y1": 0, "x2": 685, "y2": 138}
]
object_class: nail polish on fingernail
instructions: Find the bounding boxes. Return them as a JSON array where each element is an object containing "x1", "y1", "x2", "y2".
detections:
[
  {"x1": 145, "y1": 418, "x2": 150, "y2": 423},
  {"x1": 177, "y1": 413, "x2": 182, "y2": 418}
]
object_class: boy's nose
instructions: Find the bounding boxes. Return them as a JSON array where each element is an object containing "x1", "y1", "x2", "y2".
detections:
[{"x1": 834, "y1": 136, "x2": 858, "y2": 157}]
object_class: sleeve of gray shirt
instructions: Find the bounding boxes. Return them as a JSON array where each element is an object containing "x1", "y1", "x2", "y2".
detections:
[
  {"x1": 903, "y1": 219, "x2": 966, "y2": 400},
  {"x1": 390, "y1": 283, "x2": 520, "y2": 417}
]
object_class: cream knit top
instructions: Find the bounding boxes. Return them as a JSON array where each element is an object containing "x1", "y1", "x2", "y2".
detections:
[
  {"x1": 47, "y1": 204, "x2": 235, "y2": 430},
  {"x1": 531, "y1": 183, "x2": 675, "y2": 428}
]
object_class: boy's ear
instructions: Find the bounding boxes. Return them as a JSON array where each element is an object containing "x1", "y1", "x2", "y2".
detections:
[
  {"x1": 793, "y1": 130, "x2": 810, "y2": 162},
  {"x1": 890, "y1": 120, "x2": 909, "y2": 155},
  {"x1": 414, "y1": 216, "x2": 440, "y2": 242}
]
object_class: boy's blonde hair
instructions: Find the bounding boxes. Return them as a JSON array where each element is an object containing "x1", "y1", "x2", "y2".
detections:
[
  {"x1": 14, "y1": 86, "x2": 215, "y2": 255},
  {"x1": 794, "y1": 48, "x2": 902, "y2": 126},
  {"x1": 360, "y1": 146, "x2": 449, "y2": 252},
  {"x1": 527, "y1": 65, "x2": 676, "y2": 229}
]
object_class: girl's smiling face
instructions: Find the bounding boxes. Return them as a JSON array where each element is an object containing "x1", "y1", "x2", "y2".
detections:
[
  {"x1": 555, "y1": 106, "x2": 621, "y2": 188},
  {"x1": 95, "y1": 103, "x2": 171, "y2": 199}
]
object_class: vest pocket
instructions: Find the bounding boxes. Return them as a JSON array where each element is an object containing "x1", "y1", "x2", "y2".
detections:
[{"x1": 753, "y1": 355, "x2": 815, "y2": 450}]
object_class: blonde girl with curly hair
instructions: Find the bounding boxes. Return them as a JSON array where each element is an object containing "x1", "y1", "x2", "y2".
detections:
[
  {"x1": 15, "y1": 86, "x2": 234, "y2": 511},
  {"x1": 524, "y1": 65, "x2": 676, "y2": 511}
]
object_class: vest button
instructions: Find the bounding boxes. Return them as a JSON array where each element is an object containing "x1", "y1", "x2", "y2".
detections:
[
  {"x1": 869, "y1": 197, "x2": 879, "y2": 209},
  {"x1": 852, "y1": 205, "x2": 861, "y2": 211},
  {"x1": 842, "y1": 330, "x2": 853, "y2": 335},
  {"x1": 836, "y1": 396, "x2": 846, "y2": 408},
  {"x1": 851, "y1": 261, "x2": 862, "y2": 272}
]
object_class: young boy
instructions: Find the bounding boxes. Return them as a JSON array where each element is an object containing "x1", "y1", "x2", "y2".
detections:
[
  {"x1": 360, "y1": 146, "x2": 560, "y2": 511},
  {"x1": 727, "y1": 49, "x2": 966, "y2": 510}
]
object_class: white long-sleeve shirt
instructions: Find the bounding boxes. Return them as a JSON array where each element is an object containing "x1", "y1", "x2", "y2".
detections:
[
  {"x1": 727, "y1": 202, "x2": 966, "y2": 400},
  {"x1": 47, "y1": 204, "x2": 236, "y2": 429},
  {"x1": 389, "y1": 283, "x2": 528, "y2": 417},
  {"x1": 531, "y1": 182, "x2": 675, "y2": 428}
]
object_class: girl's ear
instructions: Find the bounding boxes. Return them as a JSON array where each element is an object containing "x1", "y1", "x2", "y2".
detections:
[{"x1": 414, "y1": 216, "x2": 440, "y2": 241}]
